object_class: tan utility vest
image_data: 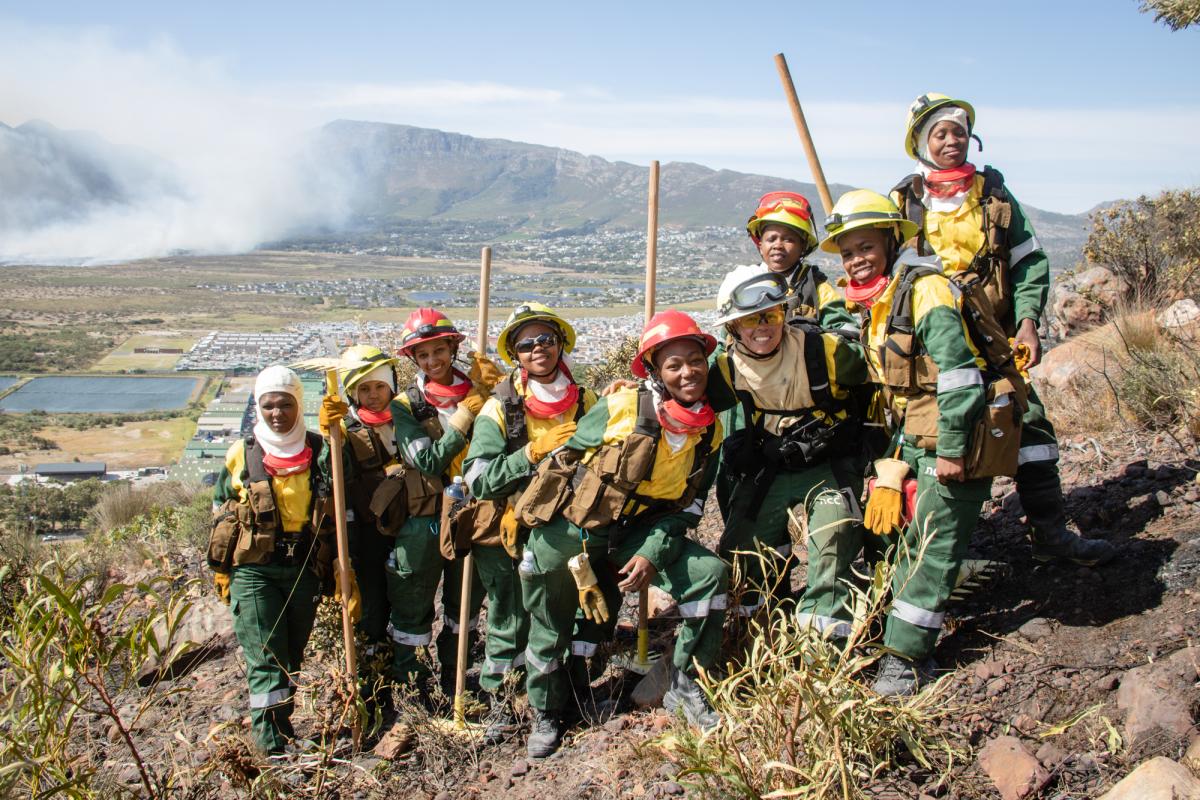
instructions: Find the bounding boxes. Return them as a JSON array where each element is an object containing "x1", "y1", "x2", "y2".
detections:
[
  {"x1": 873, "y1": 259, "x2": 1028, "y2": 477},
  {"x1": 207, "y1": 432, "x2": 333, "y2": 574},
  {"x1": 367, "y1": 386, "x2": 446, "y2": 536},
  {"x1": 894, "y1": 167, "x2": 1017, "y2": 336},
  {"x1": 516, "y1": 389, "x2": 715, "y2": 536}
]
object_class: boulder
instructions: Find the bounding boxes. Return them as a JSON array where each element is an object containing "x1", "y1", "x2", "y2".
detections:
[
  {"x1": 1049, "y1": 266, "x2": 1129, "y2": 338},
  {"x1": 630, "y1": 656, "x2": 670, "y2": 708},
  {"x1": 137, "y1": 595, "x2": 235, "y2": 685},
  {"x1": 1098, "y1": 756, "x2": 1200, "y2": 800},
  {"x1": 1158, "y1": 298, "x2": 1200, "y2": 331},
  {"x1": 1116, "y1": 646, "x2": 1199, "y2": 747},
  {"x1": 977, "y1": 735, "x2": 1051, "y2": 800}
]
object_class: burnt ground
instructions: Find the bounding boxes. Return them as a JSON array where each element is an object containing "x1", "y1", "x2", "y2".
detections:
[{"x1": 73, "y1": 428, "x2": 1200, "y2": 798}]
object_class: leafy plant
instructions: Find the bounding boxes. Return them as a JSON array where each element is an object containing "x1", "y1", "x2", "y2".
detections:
[{"x1": 0, "y1": 558, "x2": 196, "y2": 798}]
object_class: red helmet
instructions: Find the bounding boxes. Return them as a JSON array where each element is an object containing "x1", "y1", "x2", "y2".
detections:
[
  {"x1": 631, "y1": 309, "x2": 717, "y2": 379},
  {"x1": 398, "y1": 308, "x2": 465, "y2": 355}
]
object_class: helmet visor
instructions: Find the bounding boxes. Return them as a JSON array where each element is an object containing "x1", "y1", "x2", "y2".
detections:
[{"x1": 719, "y1": 272, "x2": 789, "y2": 319}]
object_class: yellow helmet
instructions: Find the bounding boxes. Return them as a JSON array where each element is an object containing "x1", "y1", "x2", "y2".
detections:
[
  {"x1": 903, "y1": 93, "x2": 976, "y2": 161},
  {"x1": 339, "y1": 344, "x2": 399, "y2": 396},
  {"x1": 496, "y1": 302, "x2": 577, "y2": 366},
  {"x1": 819, "y1": 190, "x2": 919, "y2": 254},
  {"x1": 745, "y1": 191, "x2": 818, "y2": 253}
]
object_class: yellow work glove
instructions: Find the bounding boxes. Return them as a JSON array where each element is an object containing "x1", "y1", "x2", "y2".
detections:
[
  {"x1": 526, "y1": 422, "x2": 577, "y2": 463},
  {"x1": 863, "y1": 458, "x2": 910, "y2": 536},
  {"x1": 1012, "y1": 342, "x2": 1032, "y2": 377},
  {"x1": 500, "y1": 503, "x2": 521, "y2": 559},
  {"x1": 458, "y1": 390, "x2": 487, "y2": 416},
  {"x1": 319, "y1": 395, "x2": 350, "y2": 437},
  {"x1": 213, "y1": 572, "x2": 231, "y2": 605},
  {"x1": 332, "y1": 558, "x2": 362, "y2": 624},
  {"x1": 448, "y1": 389, "x2": 487, "y2": 435},
  {"x1": 468, "y1": 351, "x2": 505, "y2": 391},
  {"x1": 568, "y1": 553, "x2": 609, "y2": 625}
]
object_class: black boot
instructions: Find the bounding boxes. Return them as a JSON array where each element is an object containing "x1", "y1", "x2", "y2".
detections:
[
  {"x1": 480, "y1": 692, "x2": 518, "y2": 746},
  {"x1": 662, "y1": 665, "x2": 719, "y2": 729},
  {"x1": 526, "y1": 709, "x2": 563, "y2": 758},
  {"x1": 1018, "y1": 472, "x2": 1116, "y2": 566}
]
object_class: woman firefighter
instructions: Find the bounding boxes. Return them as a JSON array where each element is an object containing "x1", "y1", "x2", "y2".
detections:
[
  {"x1": 343, "y1": 309, "x2": 490, "y2": 701},
  {"x1": 892, "y1": 93, "x2": 1114, "y2": 567},
  {"x1": 462, "y1": 302, "x2": 607, "y2": 745},
  {"x1": 822, "y1": 188, "x2": 1024, "y2": 695},
  {"x1": 329, "y1": 331, "x2": 487, "y2": 709},
  {"x1": 715, "y1": 192, "x2": 863, "y2": 524},
  {"x1": 707, "y1": 264, "x2": 871, "y2": 624},
  {"x1": 513, "y1": 309, "x2": 729, "y2": 758},
  {"x1": 207, "y1": 365, "x2": 348, "y2": 754}
]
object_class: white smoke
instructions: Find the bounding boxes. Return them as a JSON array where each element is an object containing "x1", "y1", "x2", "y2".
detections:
[{"x1": 0, "y1": 24, "x2": 357, "y2": 265}]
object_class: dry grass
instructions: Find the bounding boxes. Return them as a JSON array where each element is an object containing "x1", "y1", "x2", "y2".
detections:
[{"x1": 0, "y1": 416, "x2": 197, "y2": 472}]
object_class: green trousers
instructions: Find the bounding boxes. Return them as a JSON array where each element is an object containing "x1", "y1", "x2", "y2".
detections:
[
  {"x1": 884, "y1": 444, "x2": 990, "y2": 660},
  {"x1": 795, "y1": 501, "x2": 890, "y2": 638},
  {"x1": 523, "y1": 517, "x2": 729, "y2": 713},
  {"x1": 469, "y1": 544, "x2": 530, "y2": 693},
  {"x1": 384, "y1": 514, "x2": 445, "y2": 684},
  {"x1": 435, "y1": 552, "x2": 485, "y2": 692},
  {"x1": 349, "y1": 520, "x2": 392, "y2": 649},
  {"x1": 229, "y1": 562, "x2": 322, "y2": 753},
  {"x1": 721, "y1": 457, "x2": 862, "y2": 619},
  {"x1": 1014, "y1": 384, "x2": 1068, "y2": 534}
]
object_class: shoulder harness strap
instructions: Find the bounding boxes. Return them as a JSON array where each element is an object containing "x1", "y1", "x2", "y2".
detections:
[
  {"x1": 891, "y1": 174, "x2": 928, "y2": 255},
  {"x1": 492, "y1": 373, "x2": 528, "y2": 454}
]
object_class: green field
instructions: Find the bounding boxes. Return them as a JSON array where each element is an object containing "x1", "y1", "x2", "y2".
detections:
[{"x1": 91, "y1": 334, "x2": 198, "y2": 372}]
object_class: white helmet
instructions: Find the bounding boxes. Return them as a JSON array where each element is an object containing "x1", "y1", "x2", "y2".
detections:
[{"x1": 715, "y1": 264, "x2": 790, "y2": 326}]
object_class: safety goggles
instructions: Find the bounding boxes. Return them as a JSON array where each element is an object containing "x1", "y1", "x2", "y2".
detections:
[
  {"x1": 718, "y1": 272, "x2": 789, "y2": 318},
  {"x1": 754, "y1": 198, "x2": 812, "y2": 222},
  {"x1": 734, "y1": 308, "x2": 786, "y2": 329},
  {"x1": 513, "y1": 333, "x2": 560, "y2": 354}
]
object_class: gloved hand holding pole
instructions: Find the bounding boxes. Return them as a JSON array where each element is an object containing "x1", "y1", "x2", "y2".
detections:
[
  {"x1": 454, "y1": 245, "x2": 492, "y2": 728},
  {"x1": 324, "y1": 368, "x2": 360, "y2": 745}
]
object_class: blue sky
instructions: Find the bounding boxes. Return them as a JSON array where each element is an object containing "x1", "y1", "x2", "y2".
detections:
[{"x1": 1, "y1": 0, "x2": 1197, "y2": 213}]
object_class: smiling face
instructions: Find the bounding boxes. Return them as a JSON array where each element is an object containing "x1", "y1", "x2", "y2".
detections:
[
  {"x1": 837, "y1": 227, "x2": 892, "y2": 285},
  {"x1": 732, "y1": 306, "x2": 786, "y2": 356},
  {"x1": 654, "y1": 339, "x2": 708, "y2": 405},
  {"x1": 757, "y1": 223, "x2": 807, "y2": 273},
  {"x1": 512, "y1": 321, "x2": 562, "y2": 381},
  {"x1": 927, "y1": 119, "x2": 968, "y2": 168},
  {"x1": 354, "y1": 379, "x2": 394, "y2": 413},
  {"x1": 259, "y1": 392, "x2": 299, "y2": 434},
  {"x1": 411, "y1": 339, "x2": 455, "y2": 384}
]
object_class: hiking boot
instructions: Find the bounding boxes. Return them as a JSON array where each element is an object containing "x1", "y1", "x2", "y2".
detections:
[
  {"x1": 1019, "y1": 468, "x2": 1116, "y2": 567},
  {"x1": 526, "y1": 710, "x2": 563, "y2": 759},
  {"x1": 662, "y1": 665, "x2": 719, "y2": 730},
  {"x1": 1030, "y1": 527, "x2": 1116, "y2": 567},
  {"x1": 871, "y1": 654, "x2": 936, "y2": 697},
  {"x1": 480, "y1": 693, "x2": 519, "y2": 746}
]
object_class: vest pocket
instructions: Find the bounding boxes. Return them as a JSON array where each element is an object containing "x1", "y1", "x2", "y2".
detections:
[
  {"x1": 902, "y1": 393, "x2": 940, "y2": 451},
  {"x1": 514, "y1": 451, "x2": 577, "y2": 528},
  {"x1": 879, "y1": 333, "x2": 918, "y2": 391},
  {"x1": 403, "y1": 467, "x2": 442, "y2": 518},
  {"x1": 370, "y1": 475, "x2": 409, "y2": 535},
  {"x1": 964, "y1": 378, "x2": 1022, "y2": 479}
]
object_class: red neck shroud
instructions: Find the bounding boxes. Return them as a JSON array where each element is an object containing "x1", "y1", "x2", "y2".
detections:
[
  {"x1": 845, "y1": 273, "x2": 891, "y2": 308},
  {"x1": 262, "y1": 446, "x2": 313, "y2": 477},
  {"x1": 357, "y1": 406, "x2": 393, "y2": 426},
  {"x1": 658, "y1": 398, "x2": 715, "y2": 435},
  {"x1": 522, "y1": 363, "x2": 579, "y2": 419},
  {"x1": 423, "y1": 368, "x2": 472, "y2": 409},
  {"x1": 924, "y1": 162, "x2": 976, "y2": 198}
]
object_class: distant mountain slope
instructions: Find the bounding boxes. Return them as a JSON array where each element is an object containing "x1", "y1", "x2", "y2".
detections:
[
  {"x1": 0, "y1": 120, "x2": 181, "y2": 233},
  {"x1": 0, "y1": 117, "x2": 1092, "y2": 268}
]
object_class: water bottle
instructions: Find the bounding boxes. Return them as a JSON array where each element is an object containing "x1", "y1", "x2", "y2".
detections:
[
  {"x1": 444, "y1": 475, "x2": 469, "y2": 515},
  {"x1": 518, "y1": 548, "x2": 537, "y2": 581}
]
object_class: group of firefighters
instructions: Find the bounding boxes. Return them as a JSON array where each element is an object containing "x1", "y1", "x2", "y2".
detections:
[{"x1": 207, "y1": 93, "x2": 1117, "y2": 759}]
